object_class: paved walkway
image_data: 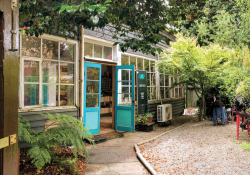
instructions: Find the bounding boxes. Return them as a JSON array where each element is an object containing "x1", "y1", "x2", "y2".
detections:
[
  {"x1": 140, "y1": 119, "x2": 250, "y2": 175},
  {"x1": 85, "y1": 115, "x2": 196, "y2": 175}
]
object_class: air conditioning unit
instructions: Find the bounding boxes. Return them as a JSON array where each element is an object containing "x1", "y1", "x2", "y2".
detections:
[{"x1": 157, "y1": 104, "x2": 172, "y2": 123}]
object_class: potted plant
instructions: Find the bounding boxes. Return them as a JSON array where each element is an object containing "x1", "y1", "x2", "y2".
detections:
[
  {"x1": 145, "y1": 113, "x2": 153, "y2": 123},
  {"x1": 135, "y1": 113, "x2": 154, "y2": 132}
]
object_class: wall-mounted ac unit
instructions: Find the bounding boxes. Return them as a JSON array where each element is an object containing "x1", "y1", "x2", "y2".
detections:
[{"x1": 157, "y1": 104, "x2": 172, "y2": 123}]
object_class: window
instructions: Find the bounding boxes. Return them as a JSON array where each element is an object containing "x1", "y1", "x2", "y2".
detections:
[
  {"x1": 21, "y1": 35, "x2": 76, "y2": 108},
  {"x1": 160, "y1": 74, "x2": 170, "y2": 99},
  {"x1": 121, "y1": 55, "x2": 156, "y2": 101},
  {"x1": 84, "y1": 42, "x2": 112, "y2": 60}
]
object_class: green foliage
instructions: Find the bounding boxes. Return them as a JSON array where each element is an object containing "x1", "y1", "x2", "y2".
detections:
[
  {"x1": 241, "y1": 142, "x2": 250, "y2": 151},
  {"x1": 18, "y1": 115, "x2": 34, "y2": 143},
  {"x1": 158, "y1": 34, "x2": 236, "y2": 120},
  {"x1": 19, "y1": 0, "x2": 169, "y2": 55},
  {"x1": 135, "y1": 113, "x2": 153, "y2": 123},
  {"x1": 18, "y1": 113, "x2": 94, "y2": 171}
]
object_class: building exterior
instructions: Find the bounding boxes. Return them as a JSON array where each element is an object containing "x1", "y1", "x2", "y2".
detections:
[
  {"x1": 18, "y1": 27, "x2": 185, "y2": 143},
  {"x1": 0, "y1": 0, "x2": 19, "y2": 174}
]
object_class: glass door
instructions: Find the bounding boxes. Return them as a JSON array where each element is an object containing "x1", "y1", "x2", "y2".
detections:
[
  {"x1": 84, "y1": 62, "x2": 101, "y2": 134},
  {"x1": 115, "y1": 65, "x2": 135, "y2": 132}
]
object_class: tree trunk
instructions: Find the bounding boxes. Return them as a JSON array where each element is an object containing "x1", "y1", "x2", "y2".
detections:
[{"x1": 199, "y1": 95, "x2": 205, "y2": 121}]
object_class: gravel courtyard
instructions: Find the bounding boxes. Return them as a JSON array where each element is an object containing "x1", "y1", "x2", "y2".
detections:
[{"x1": 139, "y1": 120, "x2": 250, "y2": 175}]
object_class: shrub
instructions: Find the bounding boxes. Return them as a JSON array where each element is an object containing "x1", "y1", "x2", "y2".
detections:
[{"x1": 18, "y1": 113, "x2": 94, "y2": 171}]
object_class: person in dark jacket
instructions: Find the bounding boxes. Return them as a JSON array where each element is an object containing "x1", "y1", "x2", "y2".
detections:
[{"x1": 212, "y1": 97, "x2": 227, "y2": 125}]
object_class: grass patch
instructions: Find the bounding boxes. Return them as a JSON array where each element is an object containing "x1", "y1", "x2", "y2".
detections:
[{"x1": 241, "y1": 142, "x2": 250, "y2": 151}]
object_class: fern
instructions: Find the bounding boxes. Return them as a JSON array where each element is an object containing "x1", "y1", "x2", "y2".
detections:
[
  {"x1": 19, "y1": 113, "x2": 95, "y2": 172},
  {"x1": 18, "y1": 115, "x2": 34, "y2": 143}
]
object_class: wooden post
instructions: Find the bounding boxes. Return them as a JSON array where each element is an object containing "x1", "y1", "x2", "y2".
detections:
[
  {"x1": 0, "y1": 0, "x2": 19, "y2": 174},
  {"x1": 112, "y1": 66, "x2": 115, "y2": 129},
  {"x1": 79, "y1": 25, "x2": 84, "y2": 122}
]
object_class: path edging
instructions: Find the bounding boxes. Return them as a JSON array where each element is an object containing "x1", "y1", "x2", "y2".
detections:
[{"x1": 134, "y1": 118, "x2": 196, "y2": 175}]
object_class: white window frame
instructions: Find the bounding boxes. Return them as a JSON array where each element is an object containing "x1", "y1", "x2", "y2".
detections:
[
  {"x1": 84, "y1": 37, "x2": 115, "y2": 62},
  {"x1": 159, "y1": 73, "x2": 171, "y2": 99},
  {"x1": 120, "y1": 54, "x2": 157, "y2": 101},
  {"x1": 19, "y1": 34, "x2": 79, "y2": 109}
]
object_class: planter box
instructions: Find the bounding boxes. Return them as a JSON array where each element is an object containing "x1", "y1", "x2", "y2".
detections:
[{"x1": 136, "y1": 122, "x2": 155, "y2": 132}]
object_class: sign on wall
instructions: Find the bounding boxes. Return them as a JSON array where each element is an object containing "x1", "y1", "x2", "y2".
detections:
[{"x1": 137, "y1": 70, "x2": 148, "y2": 115}]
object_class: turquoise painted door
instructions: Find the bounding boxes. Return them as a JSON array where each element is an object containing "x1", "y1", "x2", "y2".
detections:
[
  {"x1": 115, "y1": 65, "x2": 135, "y2": 132},
  {"x1": 84, "y1": 62, "x2": 102, "y2": 135}
]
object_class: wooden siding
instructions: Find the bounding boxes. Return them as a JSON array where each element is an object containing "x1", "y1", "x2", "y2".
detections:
[
  {"x1": 18, "y1": 108, "x2": 78, "y2": 148},
  {"x1": 135, "y1": 98, "x2": 185, "y2": 120}
]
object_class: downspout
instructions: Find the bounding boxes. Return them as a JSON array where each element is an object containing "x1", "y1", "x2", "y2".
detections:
[{"x1": 79, "y1": 25, "x2": 84, "y2": 122}]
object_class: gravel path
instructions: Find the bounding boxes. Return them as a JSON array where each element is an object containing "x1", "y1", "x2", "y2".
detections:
[{"x1": 139, "y1": 120, "x2": 250, "y2": 175}]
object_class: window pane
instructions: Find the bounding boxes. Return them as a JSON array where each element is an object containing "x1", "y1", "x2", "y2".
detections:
[
  {"x1": 104, "y1": 46, "x2": 112, "y2": 60},
  {"x1": 121, "y1": 55, "x2": 129, "y2": 65},
  {"x1": 94, "y1": 44, "x2": 102, "y2": 58},
  {"x1": 84, "y1": 42, "x2": 93, "y2": 57},
  {"x1": 60, "y1": 63, "x2": 74, "y2": 84},
  {"x1": 87, "y1": 67, "x2": 99, "y2": 80},
  {"x1": 118, "y1": 94, "x2": 131, "y2": 106},
  {"x1": 160, "y1": 87, "x2": 164, "y2": 99},
  {"x1": 118, "y1": 69, "x2": 130, "y2": 81},
  {"x1": 130, "y1": 57, "x2": 136, "y2": 69},
  {"x1": 147, "y1": 73, "x2": 150, "y2": 86},
  {"x1": 179, "y1": 88, "x2": 183, "y2": 97},
  {"x1": 151, "y1": 73, "x2": 156, "y2": 86},
  {"x1": 87, "y1": 81, "x2": 99, "y2": 93},
  {"x1": 160, "y1": 74, "x2": 164, "y2": 86},
  {"x1": 165, "y1": 76, "x2": 169, "y2": 86},
  {"x1": 144, "y1": 59, "x2": 149, "y2": 71},
  {"x1": 151, "y1": 87, "x2": 156, "y2": 100},
  {"x1": 24, "y1": 61, "x2": 39, "y2": 82},
  {"x1": 147, "y1": 88, "x2": 150, "y2": 100},
  {"x1": 137, "y1": 58, "x2": 143, "y2": 70},
  {"x1": 24, "y1": 84, "x2": 39, "y2": 106},
  {"x1": 60, "y1": 85, "x2": 74, "y2": 106},
  {"x1": 60, "y1": 43, "x2": 74, "y2": 62},
  {"x1": 42, "y1": 61, "x2": 58, "y2": 83},
  {"x1": 150, "y1": 61, "x2": 155, "y2": 72},
  {"x1": 86, "y1": 94, "x2": 99, "y2": 107},
  {"x1": 172, "y1": 88, "x2": 174, "y2": 98},
  {"x1": 175, "y1": 88, "x2": 179, "y2": 98},
  {"x1": 43, "y1": 84, "x2": 58, "y2": 107},
  {"x1": 43, "y1": 39, "x2": 58, "y2": 59},
  {"x1": 165, "y1": 88, "x2": 170, "y2": 98},
  {"x1": 22, "y1": 35, "x2": 41, "y2": 58},
  {"x1": 171, "y1": 77, "x2": 174, "y2": 86}
]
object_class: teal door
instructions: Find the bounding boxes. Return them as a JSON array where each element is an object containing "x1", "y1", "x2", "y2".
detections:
[
  {"x1": 115, "y1": 65, "x2": 135, "y2": 132},
  {"x1": 84, "y1": 62, "x2": 102, "y2": 135}
]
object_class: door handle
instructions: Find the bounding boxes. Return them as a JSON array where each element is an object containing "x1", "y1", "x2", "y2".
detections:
[{"x1": 132, "y1": 100, "x2": 135, "y2": 103}]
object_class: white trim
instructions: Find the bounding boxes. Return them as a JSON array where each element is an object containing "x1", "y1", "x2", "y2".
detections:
[
  {"x1": 41, "y1": 34, "x2": 78, "y2": 44},
  {"x1": 84, "y1": 34, "x2": 114, "y2": 45},
  {"x1": 122, "y1": 52, "x2": 157, "y2": 62},
  {"x1": 84, "y1": 57, "x2": 117, "y2": 63},
  {"x1": 19, "y1": 34, "x2": 79, "y2": 109}
]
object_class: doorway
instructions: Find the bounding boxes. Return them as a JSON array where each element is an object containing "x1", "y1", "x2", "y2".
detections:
[{"x1": 100, "y1": 65, "x2": 113, "y2": 133}]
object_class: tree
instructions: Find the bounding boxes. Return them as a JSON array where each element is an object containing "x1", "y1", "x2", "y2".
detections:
[
  {"x1": 19, "y1": 0, "x2": 170, "y2": 55},
  {"x1": 158, "y1": 34, "x2": 236, "y2": 121}
]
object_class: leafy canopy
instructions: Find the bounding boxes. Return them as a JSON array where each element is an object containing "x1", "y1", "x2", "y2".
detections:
[
  {"x1": 158, "y1": 34, "x2": 236, "y2": 120},
  {"x1": 20, "y1": 0, "x2": 170, "y2": 55}
]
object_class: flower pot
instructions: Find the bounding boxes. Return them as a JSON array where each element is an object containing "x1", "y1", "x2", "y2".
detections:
[{"x1": 148, "y1": 118, "x2": 153, "y2": 123}]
